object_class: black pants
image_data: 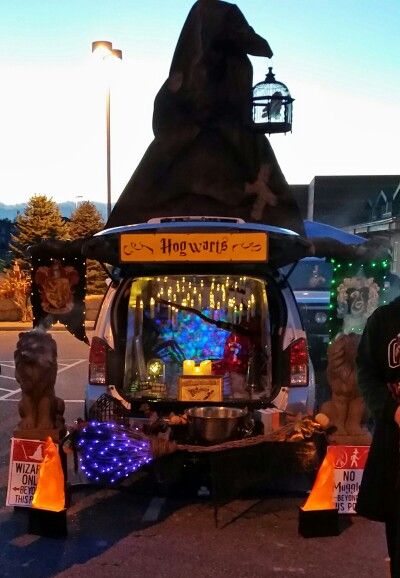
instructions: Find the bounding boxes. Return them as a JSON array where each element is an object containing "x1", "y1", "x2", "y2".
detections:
[{"x1": 386, "y1": 517, "x2": 400, "y2": 578}]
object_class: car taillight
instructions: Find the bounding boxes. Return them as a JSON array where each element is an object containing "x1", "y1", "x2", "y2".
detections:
[
  {"x1": 89, "y1": 337, "x2": 109, "y2": 384},
  {"x1": 289, "y1": 338, "x2": 309, "y2": 387}
]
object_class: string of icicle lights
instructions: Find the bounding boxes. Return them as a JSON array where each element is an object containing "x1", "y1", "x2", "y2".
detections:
[{"x1": 76, "y1": 421, "x2": 152, "y2": 485}]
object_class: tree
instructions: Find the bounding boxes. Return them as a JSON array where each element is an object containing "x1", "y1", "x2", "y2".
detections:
[
  {"x1": 10, "y1": 195, "x2": 69, "y2": 270},
  {"x1": 69, "y1": 201, "x2": 107, "y2": 295},
  {"x1": 0, "y1": 261, "x2": 32, "y2": 321},
  {"x1": 68, "y1": 201, "x2": 104, "y2": 238}
]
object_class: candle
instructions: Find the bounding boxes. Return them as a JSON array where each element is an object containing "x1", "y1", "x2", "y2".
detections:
[
  {"x1": 200, "y1": 360, "x2": 212, "y2": 375},
  {"x1": 183, "y1": 360, "x2": 195, "y2": 375},
  {"x1": 150, "y1": 297, "x2": 155, "y2": 319},
  {"x1": 139, "y1": 299, "x2": 144, "y2": 327},
  {"x1": 183, "y1": 360, "x2": 211, "y2": 375},
  {"x1": 228, "y1": 299, "x2": 234, "y2": 323}
]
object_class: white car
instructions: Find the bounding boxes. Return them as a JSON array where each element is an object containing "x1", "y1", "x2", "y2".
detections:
[{"x1": 83, "y1": 217, "x2": 315, "y2": 419}]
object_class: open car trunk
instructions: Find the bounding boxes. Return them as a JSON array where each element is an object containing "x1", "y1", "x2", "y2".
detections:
[{"x1": 114, "y1": 272, "x2": 287, "y2": 407}]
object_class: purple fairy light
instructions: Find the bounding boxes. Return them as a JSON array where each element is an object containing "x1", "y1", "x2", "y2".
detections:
[{"x1": 76, "y1": 421, "x2": 153, "y2": 485}]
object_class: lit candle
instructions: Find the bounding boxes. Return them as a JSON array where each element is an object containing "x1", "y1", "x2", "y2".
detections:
[
  {"x1": 227, "y1": 298, "x2": 233, "y2": 322},
  {"x1": 251, "y1": 294, "x2": 256, "y2": 316},
  {"x1": 194, "y1": 366, "x2": 201, "y2": 375},
  {"x1": 183, "y1": 360, "x2": 195, "y2": 375},
  {"x1": 200, "y1": 360, "x2": 212, "y2": 375},
  {"x1": 139, "y1": 299, "x2": 144, "y2": 326},
  {"x1": 150, "y1": 297, "x2": 155, "y2": 319}
]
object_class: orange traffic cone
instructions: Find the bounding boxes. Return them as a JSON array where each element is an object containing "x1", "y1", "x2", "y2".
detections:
[
  {"x1": 302, "y1": 452, "x2": 335, "y2": 511},
  {"x1": 32, "y1": 436, "x2": 65, "y2": 512},
  {"x1": 298, "y1": 452, "x2": 339, "y2": 538}
]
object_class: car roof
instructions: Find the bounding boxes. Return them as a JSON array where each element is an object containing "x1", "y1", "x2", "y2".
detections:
[{"x1": 93, "y1": 219, "x2": 300, "y2": 238}]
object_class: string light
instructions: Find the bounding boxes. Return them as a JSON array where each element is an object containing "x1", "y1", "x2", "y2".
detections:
[
  {"x1": 76, "y1": 421, "x2": 152, "y2": 485},
  {"x1": 328, "y1": 257, "x2": 390, "y2": 343}
]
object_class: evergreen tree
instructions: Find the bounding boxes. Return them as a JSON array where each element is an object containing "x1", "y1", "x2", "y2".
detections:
[
  {"x1": 69, "y1": 201, "x2": 107, "y2": 295},
  {"x1": 68, "y1": 201, "x2": 104, "y2": 237},
  {"x1": 10, "y1": 195, "x2": 69, "y2": 270}
]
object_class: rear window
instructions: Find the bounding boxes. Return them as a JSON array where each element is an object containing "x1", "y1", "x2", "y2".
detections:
[
  {"x1": 282, "y1": 260, "x2": 332, "y2": 291},
  {"x1": 123, "y1": 274, "x2": 272, "y2": 402}
]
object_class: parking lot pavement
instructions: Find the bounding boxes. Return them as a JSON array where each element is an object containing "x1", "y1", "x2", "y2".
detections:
[
  {"x1": 0, "y1": 358, "x2": 86, "y2": 403},
  {"x1": 0, "y1": 360, "x2": 18, "y2": 401}
]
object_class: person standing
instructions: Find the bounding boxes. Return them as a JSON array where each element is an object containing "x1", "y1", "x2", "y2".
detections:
[{"x1": 356, "y1": 296, "x2": 400, "y2": 578}]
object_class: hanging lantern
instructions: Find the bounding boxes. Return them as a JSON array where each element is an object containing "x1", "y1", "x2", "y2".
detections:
[{"x1": 252, "y1": 67, "x2": 294, "y2": 134}]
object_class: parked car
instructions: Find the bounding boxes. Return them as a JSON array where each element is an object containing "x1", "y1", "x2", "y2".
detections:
[
  {"x1": 283, "y1": 222, "x2": 367, "y2": 371},
  {"x1": 281, "y1": 258, "x2": 331, "y2": 373},
  {"x1": 83, "y1": 217, "x2": 315, "y2": 419}
]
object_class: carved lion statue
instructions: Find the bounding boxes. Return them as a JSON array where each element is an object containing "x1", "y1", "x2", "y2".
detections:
[
  {"x1": 321, "y1": 332, "x2": 370, "y2": 442},
  {"x1": 14, "y1": 330, "x2": 65, "y2": 431}
]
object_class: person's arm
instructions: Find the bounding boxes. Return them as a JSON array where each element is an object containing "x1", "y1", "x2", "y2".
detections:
[{"x1": 356, "y1": 309, "x2": 391, "y2": 420}]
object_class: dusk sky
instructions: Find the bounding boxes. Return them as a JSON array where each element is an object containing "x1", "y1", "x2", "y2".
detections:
[{"x1": 0, "y1": 0, "x2": 399, "y2": 206}]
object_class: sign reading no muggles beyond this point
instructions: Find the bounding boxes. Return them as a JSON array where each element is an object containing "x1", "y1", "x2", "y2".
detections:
[
  {"x1": 120, "y1": 232, "x2": 268, "y2": 262},
  {"x1": 6, "y1": 438, "x2": 48, "y2": 507},
  {"x1": 327, "y1": 445, "x2": 370, "y2": 514}
]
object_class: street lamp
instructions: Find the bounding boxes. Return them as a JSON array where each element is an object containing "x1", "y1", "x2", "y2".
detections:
[{"x1": 91, "y1": 40, "x2": 123, "y2": 219}]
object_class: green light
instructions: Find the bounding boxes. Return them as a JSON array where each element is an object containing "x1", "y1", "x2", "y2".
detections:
[{"x1": 372, "y1": 262, "x2": 376, "y2": 267}]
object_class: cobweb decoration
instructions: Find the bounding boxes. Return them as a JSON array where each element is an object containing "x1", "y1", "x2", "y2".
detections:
[{"x1": 76, "y1": 421, "x2": 152, "y2": 485}]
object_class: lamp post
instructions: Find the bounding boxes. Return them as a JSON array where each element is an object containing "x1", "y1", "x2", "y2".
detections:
[{"x1": 91, "y1": 41, "x2": 123, "y2": 219}]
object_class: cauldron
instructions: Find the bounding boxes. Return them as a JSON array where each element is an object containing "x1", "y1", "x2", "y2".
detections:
[{"x1": 186, "y1": 406, "x2": 246, "y2": 444}]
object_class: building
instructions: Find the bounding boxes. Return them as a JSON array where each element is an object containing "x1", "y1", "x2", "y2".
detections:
[{"x1": 290, "y1": 175, "x2": 400, "y2": 272}]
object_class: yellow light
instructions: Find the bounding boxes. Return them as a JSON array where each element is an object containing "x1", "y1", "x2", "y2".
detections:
[
  {"x1": 147, "y1": 358, "x2": 164, "y2": 378},
  {"x1": 91, "y1": 40, "x2": 113, "y2": 60}
]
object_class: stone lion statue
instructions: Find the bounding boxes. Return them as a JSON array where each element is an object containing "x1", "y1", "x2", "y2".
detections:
[
  {"x1": 14, "y1": 330, "x2": 65, "y2": 431},
  {"x1": 321, "y1": 332, "x2": 371, "y2": 443}
]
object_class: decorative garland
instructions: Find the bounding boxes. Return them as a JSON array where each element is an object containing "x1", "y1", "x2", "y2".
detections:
[
  {"x1": 328, "y1": 257, "x2": 390, "y2": 342},
  {"x1": 76, "y1": 421, "x2": 152, "y2": 485}
]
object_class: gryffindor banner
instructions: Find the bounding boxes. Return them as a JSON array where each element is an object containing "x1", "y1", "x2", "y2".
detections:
[{"x1": 30, "y1": 239, "x2": 88, "y2": 343}]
